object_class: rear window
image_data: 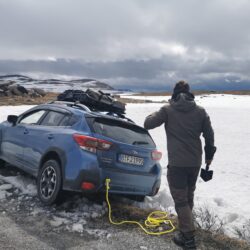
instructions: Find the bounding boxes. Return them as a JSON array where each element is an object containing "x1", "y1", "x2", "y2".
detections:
[{"x1": 92, "y1": 118, "x2": 155, "y2": 148}]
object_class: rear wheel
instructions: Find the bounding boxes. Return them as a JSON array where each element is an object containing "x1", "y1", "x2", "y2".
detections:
[{"x1": 37, "y1": 159, "x2": 62, "y2": 205}]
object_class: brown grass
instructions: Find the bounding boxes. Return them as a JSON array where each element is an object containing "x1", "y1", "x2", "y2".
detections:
[
  {"x1": 200, "y1": 231, "x2": 250, "y2": 250},
  {"x1": 107, "y1": 202, "x2": 178, "y2": 236},
  {"x1": 0, "y1": 92, "x2": 58, "y2": 106},
  {"x1": 110, "y1": 202, "x2": 250, "y2": 249},
  {"x1": 1, "y1": 90, "x2": 250, "y2": 106},
  {"x1": 0, "y1": 93, "x2": 157, "y2": 106}
]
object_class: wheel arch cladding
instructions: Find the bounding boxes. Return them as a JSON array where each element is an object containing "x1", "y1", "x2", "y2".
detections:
[{"x1": 39, "y1": 148, "x2": 67, "y2": 178}]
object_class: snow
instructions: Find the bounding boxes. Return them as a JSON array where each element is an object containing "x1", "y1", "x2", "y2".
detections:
[
  {"x1": 0, "y1": 175, "x2": 37, "y2": 195},
  {"x1": 72, "y1": 223, "x2": 84, "y2": 233},
  {"x1": 123, "y1": 93, "x2": 250, "y2": 108},
  {"x1": 85, "y1": 229, "x2": 108, "y2": 237},
  {"x1": 49, "y1": 216, "x2": 71, "y2": 227},
  {"x1": 0, "y1": 105, "x2": 34, "y2": 120},
  {"x1": 0, "y1": 94, "x2": 250, "y2": 237},
  {"x1": 123, "y1": 95, "x2": 169, "y2": 102},
  {"x1": 0, "y1": 191, "x2": 7, "y2": 200},
  {"x1": 125, "y1": 94, "x2": 250, "y2": 236},
  {"x1": 0, "y1": 184, "x2": 13, "y2": 191}
]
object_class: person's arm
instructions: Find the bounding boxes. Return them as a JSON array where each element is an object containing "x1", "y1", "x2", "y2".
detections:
[
  {"x1": 144, "y1": 105, "x2": 168, "y2": 130},
  {"x1": 202, "y1": 111, "x2": 216, "y2": 165}
]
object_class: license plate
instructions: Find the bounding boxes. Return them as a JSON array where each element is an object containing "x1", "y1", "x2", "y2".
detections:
[{"x1": 118, "y1": 154, "x2": 144, "y2": 166}]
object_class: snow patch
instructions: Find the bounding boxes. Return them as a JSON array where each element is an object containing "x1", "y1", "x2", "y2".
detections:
[
  {"x1": 72, "y1": 223, "x2": 84, "y2": 233},
  {"x1": 0, "y1": 175, "x2": 37, "y2": 196},
  {"x1": 85, "y1": 229, "x2": 107, "y2": 237},
  {"x1": 0, "y1": 184, "x2": 13, "y2": 191},
  {"x1": 0, "y1": 190, "x2": 7, "y2": 200},
  {"x1": 227, "y1": 213, "x2": 239, "y2": 223}
]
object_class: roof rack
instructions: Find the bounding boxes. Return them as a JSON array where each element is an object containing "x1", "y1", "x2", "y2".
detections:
[{"x1": 48, "y1": 100, "x2": 135, "y2": 123}]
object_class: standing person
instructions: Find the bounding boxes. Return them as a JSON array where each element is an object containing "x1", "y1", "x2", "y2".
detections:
[{"x1": 144, "y1": 81, "x2": 216, "y2": 250}]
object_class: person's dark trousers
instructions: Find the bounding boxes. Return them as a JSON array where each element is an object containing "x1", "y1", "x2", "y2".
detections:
[{"x1": 167, "y1": 166, "x2": 200, "y2": 237}]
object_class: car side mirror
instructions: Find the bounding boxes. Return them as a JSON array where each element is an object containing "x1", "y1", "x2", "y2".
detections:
[{"x1": 7, "y1": 115, "x2": 18, "y2": 126}]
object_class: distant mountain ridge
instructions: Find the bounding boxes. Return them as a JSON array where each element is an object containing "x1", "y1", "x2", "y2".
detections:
[{"x1": 0, "y1": 74, "x2": 114, "y2": 93}]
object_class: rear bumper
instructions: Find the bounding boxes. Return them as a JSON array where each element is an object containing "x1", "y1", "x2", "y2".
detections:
[
  {"x1": 63, "y1": 154, "x2": 161, "y2": 196},
  {"x1": 100, "y1": 168, "x2": 161, "y2": 196}
]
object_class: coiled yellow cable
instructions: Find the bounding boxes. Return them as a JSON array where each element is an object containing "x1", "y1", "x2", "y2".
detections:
[{"x1": 105, "y1": 178, "x2": 176, "y2": 235}]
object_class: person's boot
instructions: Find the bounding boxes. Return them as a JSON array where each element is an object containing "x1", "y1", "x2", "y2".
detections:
[
  {"x1": 173, "y1": 232, "x2": 185, "y2": 247},
  {"x1": 183, "y1": 236, "x2": 197, "y2": 250},
  {"x1": 173, "y1": 232, "x2": 197, "y2": 250}
]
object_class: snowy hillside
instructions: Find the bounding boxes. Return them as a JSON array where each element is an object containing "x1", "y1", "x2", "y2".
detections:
[
  {"x1": 0, "y1": 74, "x2": 114, "y2": 92},
  {"x1": 0, "y1": 94, "x2": 249, "y2": 237}
]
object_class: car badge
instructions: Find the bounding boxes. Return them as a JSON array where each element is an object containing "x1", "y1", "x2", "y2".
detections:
[{"x1": 132, "y1": 150, "x2": 138, "y2": 155}]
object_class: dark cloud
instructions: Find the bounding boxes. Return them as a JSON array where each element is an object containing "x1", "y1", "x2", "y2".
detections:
[{"x1": 1, "y1": 57, "x2": 250, "y2": 90}]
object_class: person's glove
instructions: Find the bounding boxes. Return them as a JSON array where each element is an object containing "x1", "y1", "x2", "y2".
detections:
[{"x1": 204, "y1": 145, "x2": 217, "y2": 165}]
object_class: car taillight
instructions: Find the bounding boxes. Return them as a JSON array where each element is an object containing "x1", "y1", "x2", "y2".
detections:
[
  {"x1": 81, "y1": 182, "x2": 95, "y2": 190},
  {"x1": 73, "y1": 134, "x2": 112, "y2": 153},
  {"x1": 152, "y1": 150, "x2": 162, "y2": 161}
]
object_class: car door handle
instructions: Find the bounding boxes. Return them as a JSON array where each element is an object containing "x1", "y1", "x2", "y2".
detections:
[
  {"x1": 48, "y1": 134, "x2": 54, "y2": 140},
  {"x1": 24, "y1": 129, "x2": 29, "y2": 134}
]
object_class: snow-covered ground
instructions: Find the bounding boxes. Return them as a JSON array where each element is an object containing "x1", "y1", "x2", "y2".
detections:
[
  {"x1": 0, "y1": 94, "x2": 250, "y2": 237},
  {"x1": 126, "y1": 94, "x2": 250, "y2": 236}
]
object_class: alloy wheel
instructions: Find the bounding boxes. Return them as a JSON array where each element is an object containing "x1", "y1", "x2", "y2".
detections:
[{"x1": 40, "y1": 166, "x2": 57, "y2": 200}]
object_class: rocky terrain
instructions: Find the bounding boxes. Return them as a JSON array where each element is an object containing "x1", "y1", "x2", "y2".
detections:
[
  {"x1": 0, "y1": 81, "x2": 46, "y2": 98},
  {"x1": 0, "y1": 74, "x2": 114, "y2": 93}
]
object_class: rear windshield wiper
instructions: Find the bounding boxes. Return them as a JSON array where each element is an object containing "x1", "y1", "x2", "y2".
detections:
[{"x1": 132, "y1": 141, "x2": 149, "y2": 145}]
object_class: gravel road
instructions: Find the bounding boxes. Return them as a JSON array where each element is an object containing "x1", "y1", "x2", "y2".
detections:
[
  {"x1": 0, "y1": 204, "x2": 180, "y2": 250},
  {"x1": 0, "y1": 165, "x2": 248, "y2": 250}
]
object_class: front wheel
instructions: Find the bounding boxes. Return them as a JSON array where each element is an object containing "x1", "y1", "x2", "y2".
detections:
[{"x1": 37, "y1": 159, "x2": 62, "y2": 205}]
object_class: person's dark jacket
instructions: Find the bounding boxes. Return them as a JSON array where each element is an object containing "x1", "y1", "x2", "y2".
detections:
[{"x1": 144, "y1": 93, "x2": 215, "y2": 167}]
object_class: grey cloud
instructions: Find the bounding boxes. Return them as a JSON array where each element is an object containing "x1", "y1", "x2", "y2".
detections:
[
  {"x1": 1, "y1": 0, "x2": 250, "y2": 60},
  {"x1": 0, "y1": 0, "x2": 250, "y2": 89}
]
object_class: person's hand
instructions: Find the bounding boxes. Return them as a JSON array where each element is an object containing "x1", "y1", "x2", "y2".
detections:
[{"x1": 206, "y1": 160, "x2": 212, "y2": 165}]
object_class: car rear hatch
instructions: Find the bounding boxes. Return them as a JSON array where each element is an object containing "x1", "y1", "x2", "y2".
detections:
[{"x1": 85, "y1": 116, "x2": 162, "y2": 194}]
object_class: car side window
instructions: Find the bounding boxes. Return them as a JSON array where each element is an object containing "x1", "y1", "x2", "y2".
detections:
[
  {"x1": 40, "y1": 111, "x2": 66, "y2": 126},
  {"x1": 19, "y1": 110, "x2": 46, "y2": 125}
]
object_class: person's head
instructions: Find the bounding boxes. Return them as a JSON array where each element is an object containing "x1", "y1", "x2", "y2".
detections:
[{"x1": 171, "y1": 80, "x2": 192, "y2": 100}]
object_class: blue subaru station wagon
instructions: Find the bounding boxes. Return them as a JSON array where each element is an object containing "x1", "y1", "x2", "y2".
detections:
[{"x1": 0, "y1": 102, "x2": 162, "y2": 205}]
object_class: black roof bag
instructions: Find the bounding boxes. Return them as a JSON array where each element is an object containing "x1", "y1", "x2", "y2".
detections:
[{"x1": 57, "y1": 89, "x2": 126, "y2": 114}]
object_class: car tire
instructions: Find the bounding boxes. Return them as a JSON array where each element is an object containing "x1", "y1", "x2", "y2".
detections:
[{"x1": 37, "y1": 159, "x2": 62, "y2": 205}]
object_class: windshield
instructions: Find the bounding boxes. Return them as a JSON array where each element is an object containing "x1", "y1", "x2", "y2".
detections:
[{"x1": 91, "y1": 118, "x2": 155, "y2": 148}]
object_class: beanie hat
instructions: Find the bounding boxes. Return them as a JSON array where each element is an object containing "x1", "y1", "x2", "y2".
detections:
[{"x1": 171, "y1": 81, "x2": 193, "y2": 100}]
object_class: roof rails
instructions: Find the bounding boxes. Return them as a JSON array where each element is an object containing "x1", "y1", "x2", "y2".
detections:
[
  {"x1": 49, "y1": 100, "x2": 135, "y2": 123},
  {"x1": 49, "y1": 101, "x2": 91, "y2": 112},
  {"x1": 104, "y1": 112, "x2": 134, "y2": 123}
]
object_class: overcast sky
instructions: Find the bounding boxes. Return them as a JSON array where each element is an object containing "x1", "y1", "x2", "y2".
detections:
[{"x1": 0, "y1": 0, "x2": 250, "y2": 90}]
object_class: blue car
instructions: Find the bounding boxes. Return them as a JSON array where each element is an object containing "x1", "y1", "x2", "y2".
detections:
[{"x1": 0, "y1": 102, "x2": 162, "y2": 204}]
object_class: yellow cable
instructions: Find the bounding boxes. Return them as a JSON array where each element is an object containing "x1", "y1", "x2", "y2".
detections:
[{"x1": 105, "y1": 178, "x2": 176, "y2": 235}]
